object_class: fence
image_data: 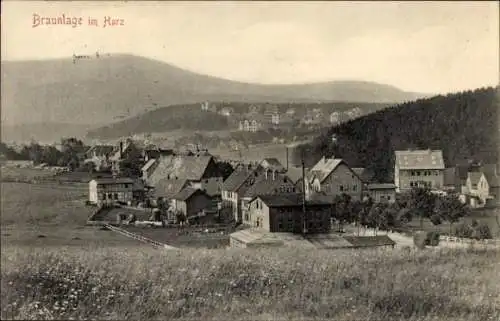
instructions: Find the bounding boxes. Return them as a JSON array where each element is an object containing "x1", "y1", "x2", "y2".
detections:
[
  {"x1": 439, "y1": 235, "x2": 500, "y2": 245},
  {"x1": 103, "y1": 224, "x2": 177, "y2": 250}
]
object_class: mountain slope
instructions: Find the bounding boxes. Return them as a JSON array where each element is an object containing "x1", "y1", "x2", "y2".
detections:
[
  {"x1": 294, "y1": 86, "x2": 500, "y2": 182},
  {"x1": 2, "y1": 54, "x2": 426, "y2": 127}
]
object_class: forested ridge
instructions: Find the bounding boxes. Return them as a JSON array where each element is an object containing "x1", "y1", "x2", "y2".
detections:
[{"x1": 295, "y1": 86, "x2": 499, "y2": 182}]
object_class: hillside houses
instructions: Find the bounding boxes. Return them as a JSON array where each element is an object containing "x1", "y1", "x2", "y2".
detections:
[{"x1": 394, "y1": 149, "x2": 445, "y2": 193}]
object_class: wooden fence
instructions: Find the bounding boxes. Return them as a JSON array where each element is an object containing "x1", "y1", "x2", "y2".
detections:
[
  {"x1": 103, "y1": 224, "x2": 177, "y2": 250},
  {"x1": 439, "y1": 235, "x2": 500, "y2": 245}
]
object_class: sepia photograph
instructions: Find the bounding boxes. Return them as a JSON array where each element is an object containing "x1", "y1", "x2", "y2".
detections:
[{"x1": 1, "y1": 1, "x2": 499, "y2": 320}]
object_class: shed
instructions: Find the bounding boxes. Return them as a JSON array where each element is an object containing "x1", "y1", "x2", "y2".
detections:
[{"x1": 230, "y1": 229, "x2": 285, "y2": 248}]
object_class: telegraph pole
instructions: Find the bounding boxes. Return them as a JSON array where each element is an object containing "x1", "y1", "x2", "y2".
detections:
[{"x1": 301, "y1": 154, "x2": 307, "y2": 235}]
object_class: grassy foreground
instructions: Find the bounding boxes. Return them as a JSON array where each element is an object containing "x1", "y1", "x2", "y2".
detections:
[{"x1": 1, "y1": 246, "x2": 499, "y2": 321}]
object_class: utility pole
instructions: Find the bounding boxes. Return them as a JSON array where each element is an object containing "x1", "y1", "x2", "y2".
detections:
[{"x1": 301, "y1": 155, "x2": 307, "y2": 236}]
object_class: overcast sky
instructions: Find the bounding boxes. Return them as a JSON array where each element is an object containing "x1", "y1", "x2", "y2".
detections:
[{"x1": 2, "y1": 1, "x2": 498, "y2": 93}]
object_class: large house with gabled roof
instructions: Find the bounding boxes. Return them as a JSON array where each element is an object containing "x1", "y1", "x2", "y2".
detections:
[
  {"x1": 394, "y1": 149, "x2": 445, "y2": 192},
  {"x1": 303, "y1": 156, "x2": 363, "y2": 201}
]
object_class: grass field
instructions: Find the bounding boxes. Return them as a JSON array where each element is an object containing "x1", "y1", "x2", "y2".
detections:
[
  {"x1": 1, "y1": 246, "x2": 499, "y2": 320},
  {"x1": 0, "y1": 182, "x2": 143, "y2": 247}
]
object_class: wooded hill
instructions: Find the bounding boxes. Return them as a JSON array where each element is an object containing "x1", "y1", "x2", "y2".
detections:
[{"x1": 294, "y1": 86, "x2": 499, "y2": 182}]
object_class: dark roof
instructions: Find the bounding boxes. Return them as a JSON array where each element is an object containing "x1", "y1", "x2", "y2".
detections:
[
  {"x1": 343, "y1": 236, "x2": 395, "y2": 247},
  {"x1": 155, "y1": 178, "x2": 188, "y2": 198},
  {"x1": 222, "y1": 166, "x2": 255, "y2": 192},
  {"x1": 173, "y1": 187, "x2": 205, "y2": 201},
  {"x1": 149, "y1": 155, "x2": 214, "y2": 185},
  {"x1": 443, "y1": 167, "x2": 457, "y2": 186},
  {"x1": 285, "y1": 166, "x2": 303, "y2": 184},
  {"x1": 242, "y1": 173, "x2": 296, "y2": 198},
  {"x1": 352, "y1": 167, "x2": 375, "y2": 183},
  {"x1": 481, "y1": 164, "x2": 500, "y2": 187},
  {"x1": 91, "y1": 177, "x2": 135, "y2": 184},
  {"x1": 252, "y1": 194, "x2": 334, "y2": 208},
  {"x1": 201, "y1": 177, "x2": 223, "y2": 197},
  {"x1": 367, "y1": 183, "x2": 397, "y2": 190}
]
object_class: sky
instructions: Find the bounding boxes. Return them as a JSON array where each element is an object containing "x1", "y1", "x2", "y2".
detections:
[{"x1": 1, "y1": 1, "x2": 499, "y2": 93}]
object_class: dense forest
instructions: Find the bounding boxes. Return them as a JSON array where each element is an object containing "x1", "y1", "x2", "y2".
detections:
[{"x1": 294, "y1": 86, "x2": 499, "y2": 182}]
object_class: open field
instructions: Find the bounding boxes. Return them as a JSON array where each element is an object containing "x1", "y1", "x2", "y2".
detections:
[
  {"x1": 1, "y1": 182, "x2": 142, "y2": 247},
  {"x1": 2, "y1": 245, "x2": 499, "y2": 320},
  {"x1": 0, "y1": 167, "x2": 57, "y2": 182}
]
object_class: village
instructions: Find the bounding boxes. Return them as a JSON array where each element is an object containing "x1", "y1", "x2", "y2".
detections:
[{"x1": 11, "y1": 128, "x2": 489, "y2": 250}]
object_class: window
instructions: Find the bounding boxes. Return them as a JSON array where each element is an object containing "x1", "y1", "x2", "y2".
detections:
[
  {"x1": 410, "y1": 182, "x2": 414, "y2": 187},
  {"x1": 245, "y1": 213, "x2": 249, "y2": 221},
  {"x1": 353, "y1": 185, "x2": 357, "y2": 191},
  {"x1": 387, "y1": 196, "x2": 391, "y2": 201},
  {"x1": 411, "y1": 171, "x2": 415, "y2": 176},
  {"x1": 114, "y1": 193, "x2": 118, "y2": 200},
  {"x1": 416, "y1": 171, "x2": 421, "y2": 176},
  {"x1": 339, "y1": 185, "x2": 344, "y2": 192}
]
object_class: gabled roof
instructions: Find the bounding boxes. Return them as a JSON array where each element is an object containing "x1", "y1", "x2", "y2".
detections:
[
  {"x1": 173, "y1": 187, "x2": 208, "y2": 201},
  {"x1": 242, "y1": 173, "x2": 295, "y2": 199},
  {"x1": 309, "y1": 157, "x2": 353, "y2": 183},
  {"x1": 155, "y1": 178, "x2": 188, "y2": 198},
  {"x1": 343, "y1": 236, "x2": 395, "y2": 247},
  {"x1": 222, "y1": 166, "x2": 256, "y2": 192},
  {"x1": 352, "y1": 167, "x2": 375, "y2": 183},
  {"x1": 201, "y1": 177, "x2": 223, "y2": 197},
  {"x1": 395, "y1": 149, "x2": 445, "y2": 170},
  {"x1": 480, "y1": 164, "x2": 500, "y2": 187},
  {"x1": 149, "y1": 155, "x2": 214, "y2": 185},
  {"x1": 260, "y1": 158, "x2": 285, "y2": 171},
  {"x1": 467, "y1": 172, "x2": 482, "y2": 186},
  {"x1": 285, "y1": 166, "x2": 303, "y2": 184}
]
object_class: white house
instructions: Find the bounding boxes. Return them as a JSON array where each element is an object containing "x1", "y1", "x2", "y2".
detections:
[{"x1": 88, "y1": 178, "x2": 135, "y2": 205}]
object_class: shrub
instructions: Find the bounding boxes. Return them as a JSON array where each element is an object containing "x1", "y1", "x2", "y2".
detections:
[
  {"x1": 472, "y1": 223, "x2": 493, "y2": 240},
  {"x1": 453, "y1": 223, "x2": 473, "y2": 238},
  {"x1": 426, "y1": 231, "x2": 440, "y2": 247},
  {"x1": 413, "y1": 231, "x2": 440, "y2": 249}
]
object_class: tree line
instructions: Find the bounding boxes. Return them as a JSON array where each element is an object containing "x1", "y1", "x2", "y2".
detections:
[{"x1": 329, "y1": 187, "x2": 492, "y2": 239}]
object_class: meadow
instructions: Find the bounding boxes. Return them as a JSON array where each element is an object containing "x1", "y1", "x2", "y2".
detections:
[
  {"x1": 0, "y1": 182, "x2": 143, "y2": 247},
  {"x1": 1, "y1": 245, "x2": 499, "y2": 320}
]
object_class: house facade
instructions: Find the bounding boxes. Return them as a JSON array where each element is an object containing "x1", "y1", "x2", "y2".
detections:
[
  {"x1": 246, "y1": 194, "x2": 332, "y2": 234},
  {"x1": 239, "y1": 119, "x2": 262, "y2": 132},
  {"x1": 88, "y1": 178, "x2": 135, "y2": 205},
  {"x1": 465, "y1": 164, "x2": 500, "y2": 207},
  {"x1": 171, "y1": 188, "x2": 213, "y2": 218},
  {"x1": 305, "y1": 157, "x2": 363, "y2": 201},
  {"x1": 394, "y1": 149, "x2": 445, "y2": 192},
  {"x1": 366, "y1": 184, "x2": 396, "y2": 203}
]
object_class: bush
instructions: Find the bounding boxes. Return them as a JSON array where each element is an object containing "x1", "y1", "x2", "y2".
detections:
[
  {"x1": 426, "y1": 231, "x2": 440, "y2": 246},
  {"x1": 472, "y1": 223, "x2": 493, "y2": 240},
  {"x1": 453, "y1": 223, "x2": 474, "y2": 238}
]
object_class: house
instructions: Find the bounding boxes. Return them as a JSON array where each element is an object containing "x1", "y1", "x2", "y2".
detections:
[
  {"x1": 201, "y1": 101, "x2": 209, "y2": 111},
  {"x1": 248, "y1": 104, "x2": 261, "y2": 114},
  {"x1": 394, "y1": 149, "x2": 445, "y2": 192},
  {"x1": 239, "y1": 118, "x2": 263, "y2": 132},
  {"x1": 264, "y1": 104, "x2": 279, "y2": 123},
  {"x1": 143, "y1": 154, "x2": 221, "y2": 188},
  {"x1": 171, "y1": 188, "x2": 213, "y2": 218},
  {"x1": 366, "y1": 183, "x2": 397, "y2": 203},
  {"x1": 142, "y1": 145, "x2": 174, "y2": 163},
  {"x1": 109, "y1": 139, "x2": 143, "y2": 176},
  {"x1": 221, "y1": 159, "x2": 292, "y2": 223},
  {"x1": 240, "y1": 170, "x2": 296, "y2": 225},
  {"x1": 246, "y1": 194, "x2": 332, "y2": 233},
  {"x1": 465, "y1": 164, "x2": 500, "y2": 207},
  {"x1": 84, "y1": 145, "x2": 115, "y2": 171},
  {"x1": 154, "y1": 178, "x2": 189, "y2": 199},
  {"x1": 286, "y1": 108, "x2": 295, "y2": 116},
  {"x1": 88, "y1": 177, "x2": 135, "y2": 205},
  {"x1": 304, "y1": 157, "x2": 363, "y2": 201},
  {"x1": 285, "y1": 166, "x2": 304, "y2": 185},
  {"x1": 329, "y1": 111, "x2": 341, "y2": 125}
]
